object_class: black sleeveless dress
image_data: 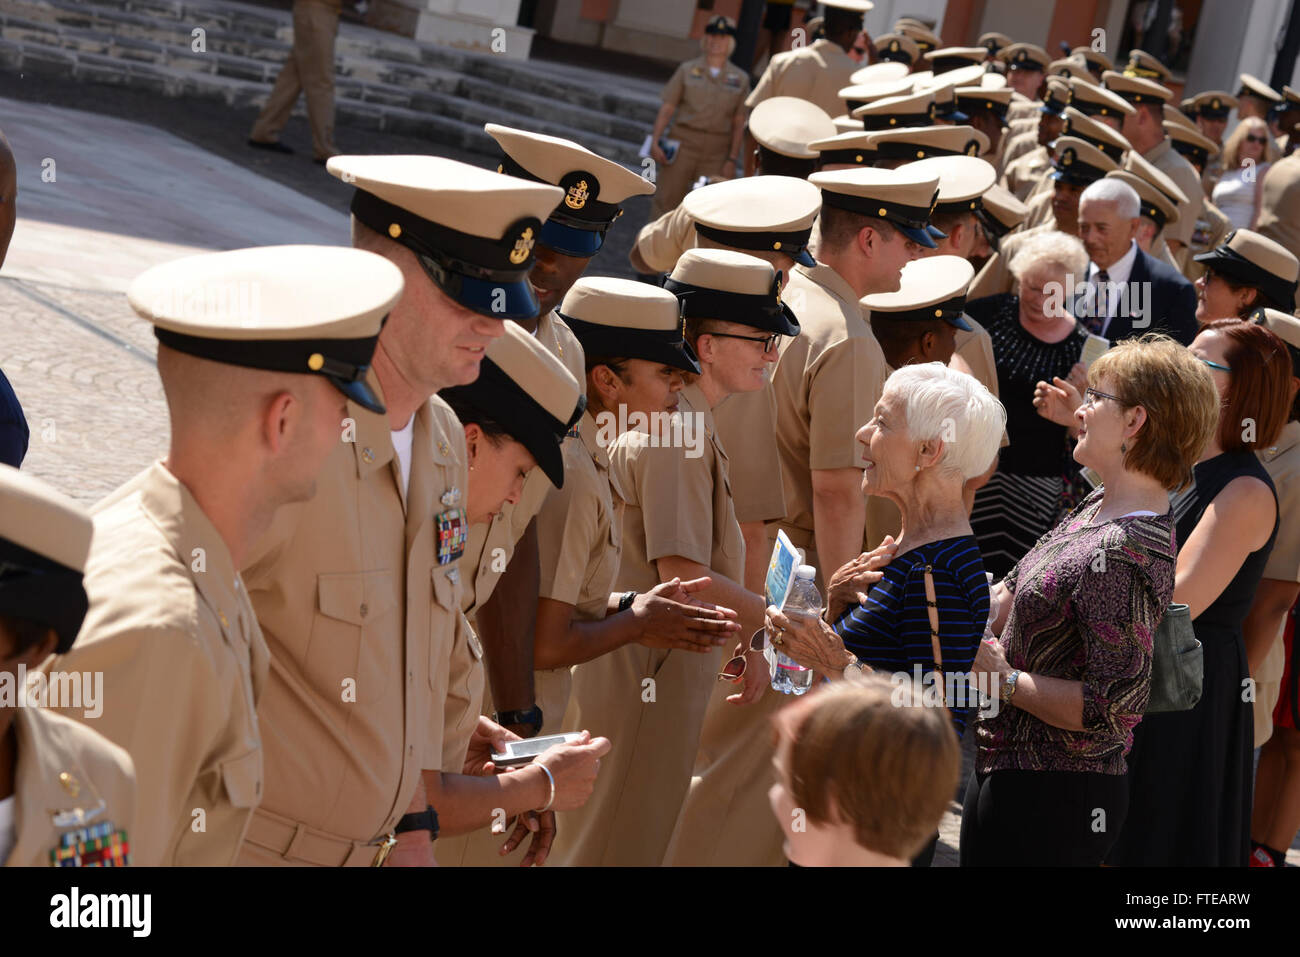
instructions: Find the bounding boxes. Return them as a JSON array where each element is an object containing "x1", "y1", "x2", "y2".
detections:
[{"x1": 1108, "y1": 451, "x2": 1278, "y2": 866}]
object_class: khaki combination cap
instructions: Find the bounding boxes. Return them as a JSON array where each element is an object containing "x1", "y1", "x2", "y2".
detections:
[
  {"x1": 976, "y1": 183, "x2": 1029, "y2": 241},
  {"x1": 1163, "y1": 102, "x2": 1200, "y2": 133},
  {"x1": 999, "y1": 42, "x2": 1050, "y2": 72},
  {"x1": 1165, "y1": 121, "x2": 1220, "y2": 166},
  {"x1": 1195, "y1": 228, "x2": 1300, "y2": 309},
  {"x1": 1106, "y1": 170, "x2": 1179, "y2": 229},
  {"x1": 1040, "y1": 77, "x2": 1071, "y2": 116},
  {"x1": 1251, "y1": 308, "x2": 1300, "y2": 363},
  {"x1": 1049, "y1": 57, "x2": 1092, "y2": 83},
  {"x1": 867, "y1": 124, "x2": 989, "y2": 161},
  {"x1": 853, "y1": 90, "x2": 938, "y2": 129},
  {"x1": 924, "y1": 46, "x2": 990, "y2": 73},
  {"x1": 128, "y1": 245, "x2": 404, "y2": 415},
  {"x1": 874, "y1": 33, "x2": 920, "y2": 66},
  {"x1": 558, "y1": 277, "x2": 700, "y2": 373},
  {"x1": 666, "y1": 248, "x2": 800, "y2": 337},
  {"x1": 1049, "y1": 135, "x2": 1119, "y2": 185},
  {"x1": 1181, "y1": 91, "x2": 1238, "y2": 119},
  {"x1": 1123, "y1": 150, "x2": 1189, "y2": 206},
  {"x1": 1103, "y1": 70, "x2": 1173, "y2": 105},
  {"x1": 954, "y1": 86, "x2": 1013, "y2": 121},
  {"x1": 834, "y1": 115, "x2": 867, "y2": 134},
  {"x1": 978, "y1": 72, "x2": 1008, "y2": 90},
  {"x1": 750, "y1": 97, "x2": 838, "y2": 159},
  {"x1": 861, "y1": 255, "x2": 975, "y2": 329},
  {"x1": 837, "y1": 78, "x2": 914, "y2": 112},
  {"x1": 0, "y1": 464, "x2": 92, "y2": 653},
  {"x1": 327, "y1": 155, "x2": 563, "y2": 321},
  {"x1": 1239, "y1": 73, "x2": 1283, "y2": 103},
  {"x1": 922, "y1": 63, "x2": 987, "y2": 92},
  {"x1": 486, "y1": 123, "x2": 653, "y2": 257},
  {"x1": 808, "y1": 131, "x2": 879, "y2": 167},
  {"x1": 682, "y1": 175, "x2": 822, "y2": 266},
  {"x1": 1060, "y1": 106, "x2": 1132, "y2": 162},
  {"x1": 1072, "y1": 47, "x2": 1113, "y2": 74},
  {"x1": 1123, "y1": 49, "x2": 1172, "y2": 82},
  {"x1": 895, "y1": 21, "x2": 941, "y2": 53},
  {"x1": 978, "y1": 32, "x2": 1011, "y2": 55},
  {"x1": 439, "y1": 322, "x2": 584, "y2": 488},
  {"x1": 903, "y1": 154, "x2": 997, "y2": 215},
  {"x1": 823, "y1": 0, "x2": 874, "y2": 11},
  {"x1": 1283, "y1": 85, "x2": 1300, "y2": 107},
  {"x1": 808, "y1": 166, "x2": 942, "y2": 247},
  {"x1": 850, "y1": 61, "x2": 912, "y2": 85}
]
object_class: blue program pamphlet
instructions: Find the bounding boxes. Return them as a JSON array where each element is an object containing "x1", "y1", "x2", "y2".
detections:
[{"x1": 765, "y1": 529, "x2": 801, "y2": 611}]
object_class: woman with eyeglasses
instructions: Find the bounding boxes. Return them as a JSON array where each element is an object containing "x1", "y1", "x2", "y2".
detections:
[
  {"x1": 1192, "y1": 228, "x2": 1299, "y2": 323},
  {"x1": 1107, "y1": 320, "x2": 1292, "y2": 866},
  {"x1": 963, "y1": 336, "x2": 1220, "y2": 866},
  {"x1": 1212, "y1": 117, "x2": 1280, "y2": 230}
]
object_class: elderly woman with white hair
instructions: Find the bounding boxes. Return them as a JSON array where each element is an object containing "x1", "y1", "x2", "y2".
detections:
[
  {"x1": 768, "y1": 362, "x2": 1004, "y2": 866},
  {"x1": 965, "y1": 230, "x2": 1093, "y2": 577}
]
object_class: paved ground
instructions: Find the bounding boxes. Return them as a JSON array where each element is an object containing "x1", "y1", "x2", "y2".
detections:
[{"x1": 0, "y1": 85, "x2": 1294, "y2": 869}]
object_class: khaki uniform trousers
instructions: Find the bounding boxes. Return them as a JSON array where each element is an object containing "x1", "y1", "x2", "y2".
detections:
[
  {"x1": 250, "y1": 0, "x2": 340, "y2": 160},
  {"x1": 652, "y1": 127, "x2": 732, "y2": 218}
]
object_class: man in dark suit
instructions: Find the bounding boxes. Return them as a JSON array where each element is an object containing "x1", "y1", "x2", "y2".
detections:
[{"x1": 1072, "y1": 177, "x2": 1198, "y2": 345}]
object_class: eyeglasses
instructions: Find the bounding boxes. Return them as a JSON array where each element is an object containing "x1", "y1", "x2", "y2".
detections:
[
  {"x1": 705, "y1": 331, "x2": 782, "y2": 352},
  {"x1": 1082, "y1": 387, "x2": 1125, "y2": 407},
  {"x1": 1246, "y1": 134, "x2": 1268, "y2": 144},
  {"x1": 1198, "y1": 356, "x2": 1232, "y2": 372},
  {"x1": 718, "y1": 628, "x2": 770, "y2": 683},
  {"x1": 852, "y1": 46, "x2": 867, "y2": 55}
]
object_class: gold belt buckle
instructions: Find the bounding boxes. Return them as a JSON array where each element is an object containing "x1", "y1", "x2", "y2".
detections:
[{"x1": 371, "y1": 832, "x2": 398, "y2": 867}]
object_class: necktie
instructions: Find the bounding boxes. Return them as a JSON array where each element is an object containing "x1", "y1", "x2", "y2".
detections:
[{"x1": 1085, "y1": 269, "x2": 1109, "y2": 335}]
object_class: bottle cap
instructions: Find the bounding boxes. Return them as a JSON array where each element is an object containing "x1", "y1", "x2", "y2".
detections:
[{"x1": 795, "y1": 564, "x2": 817, "y2": 579}]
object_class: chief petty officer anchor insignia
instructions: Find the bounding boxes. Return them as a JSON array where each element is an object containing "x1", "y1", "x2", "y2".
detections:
[
  {"x1": 437, "y1": 478, "x2": 467, "y2": 565},
  {"x1": 49, "y1": 770, "x2": 130, "y2": 866}
]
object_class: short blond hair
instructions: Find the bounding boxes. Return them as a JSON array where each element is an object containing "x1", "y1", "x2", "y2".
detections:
[
  {"x1": 777, "y1": 675, "x2": 959, "y2": 860},
  {"x1": 1008, "y1": 229, "x2": 1089, "y2": 282},
  {"x1": 1222, "y1": 116, "x2": 1280, "y2": 170},
  {"x1": 1089, "y1": 334, "x2": 1220, "y2": 491}
]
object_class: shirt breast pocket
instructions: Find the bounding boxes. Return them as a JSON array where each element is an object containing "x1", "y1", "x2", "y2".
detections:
[
  {"x1": 310, "y1": 570, "x2": 396, "y2": 705},
  {"x1": 429, "y1": 565, "x2": 462, "y2": 689},
  {"x1": 220, "y1": 747, "x2": 262, "y2": 809}
]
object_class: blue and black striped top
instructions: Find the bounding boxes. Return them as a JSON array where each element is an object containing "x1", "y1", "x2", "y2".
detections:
[{"x1": 833, "y1": 536, "x2": 990, "y2": 735}]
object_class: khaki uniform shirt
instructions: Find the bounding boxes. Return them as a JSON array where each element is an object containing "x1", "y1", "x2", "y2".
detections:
[
  {"x1": 746, "y1": 38, "x2": 857, "y2": 119},
  {"x1": 713, "y1": 381, "x2": 788, "y2": 525},
  {"x1": 664, "y1": 56, "x2": 750, "y2": 135},
  {"x1": 1183, "y1": 197, "x2": 1232, "y2": 284},
  {"x1": 634, "y1": 204, "x2": 696, "y2": 275},
  {"x1": 555, "y1": 384, "x2": 744, "y2": 866},
  {"x1": 5, "y1": 707, "x2": 136, "y2": 867},
  {"x1": 1257, "y1": 155, "x2": 1300, "y2": 309},
  {"x1": 1146, "y1": 138, "x2": 1204, "y2": 252},
  {"x1": 1023, "y1": 182, "x2": 1055, "y2": 229},
  {"x1": 51, "y1": 462, "x2": 267, "y2": 866},
  {"x1": 772, "y1": 262, "x2": 888, "y2": 555},
  {"x1": 998, "y1": 126, "x2": 1038, "y2": 177},
  {"x1": 238, "y1": 386, "x2": 467, "y2": 866},
  {"x1": 1254, "y1": 421, "x2": 1300, "y2": 744},
  {"x1": 1000, "y1": 143, "x2": 1050, "y2": 201}
]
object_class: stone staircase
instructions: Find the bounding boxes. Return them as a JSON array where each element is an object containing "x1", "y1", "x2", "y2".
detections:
[{"x1": 0, "y1": 0, "x2": 660, "y2": 165}]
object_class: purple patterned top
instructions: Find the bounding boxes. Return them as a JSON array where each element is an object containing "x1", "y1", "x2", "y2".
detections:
[{"x1": 975, "y1": 488, "x2": 1177, "y2": 775}]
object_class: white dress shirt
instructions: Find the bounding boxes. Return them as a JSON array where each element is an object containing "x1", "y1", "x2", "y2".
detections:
[{"x1": 1085, "y1": 239, "x2": 1140, "y2": 337}]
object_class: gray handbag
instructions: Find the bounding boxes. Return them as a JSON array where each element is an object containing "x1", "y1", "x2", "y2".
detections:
[{"x1": 1145, "y1": 603, "x2": 1203, "y2": 713}]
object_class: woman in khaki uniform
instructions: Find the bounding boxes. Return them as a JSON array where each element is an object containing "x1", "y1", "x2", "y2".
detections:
[
  {"x1": 649, "y1": 16, "x2": 749, "y2": 217},
  {"x1": 556, "y1": 251, "x2": 796, "y2": 866},
  {"x1": 0, "y1": 467, "x2": 135, "y2": 867}
]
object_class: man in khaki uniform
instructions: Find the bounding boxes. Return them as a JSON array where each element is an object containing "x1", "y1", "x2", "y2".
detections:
[
  {"x1": 1104, "y1": 70, "x2": 1203, "y2": 271},
  {"x1": 1068, "y1": 78, "x2": 1135, "y2": 132},
  {"x1": 237, "y1": 158, "x2": 571, "y2": 867},
  {"x1": 463, "y1": 124, "x2": 653, "y2": 744},
  {"x1": 954, "y1": 87, "x2": 1012, "y2": 171},
  {"x1": 746, "y1": 1, "x2": 870, "y2": 123},
  {"x1": 630, "y1": 175, "x2": 823, "y2": 593},
  {"x1": 1, "y1": 467, "x2": 136, "y2": 867},
  {"x1": 1167, "y1": 122, "x2": 1235, "y2": 285},
  {"x1": 1254, "y1": 150, "x2": 1300, "y2": 310},
  {"x1": 650, "y1": 16, "x2": 749, "y2": 217},
  {"x1": 1249, "y1": 308, "x2": 1300, "y2": 867},
  {"x1": 52, "y1": 245, "x2": 400, "y2": 865},
  {"x1": 1020, "y1": 109, "x2": 1131, "y2": 228},
  {"x1": 999, "y1": 79, "x2": 1068, "y2": 201},
  {"x1": 248, "y1": 0, "x2": 340, "y2": 162},
  {"x1": 998, "y1": 43, "x2": 1049, "y2": 129},
  {"x1": 558, "y1": 252, "x2": 785, "y2": 866}
]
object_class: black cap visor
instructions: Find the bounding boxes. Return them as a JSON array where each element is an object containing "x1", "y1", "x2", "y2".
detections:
[{"x1": 560, "y1": 313, "x2": 701, "y2": 374}]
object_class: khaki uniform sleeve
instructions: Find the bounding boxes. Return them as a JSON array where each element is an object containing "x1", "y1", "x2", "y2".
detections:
[
  {"x1": 627, "y1": 439, "x2": 716, "y2": 567},
  {"x1": 662, "y1": 63, "x2": 688, "y2": 108},
  {"x1": 807, "y1": 336, "x2": 884, "y2": 472},
  {"x1": 635, "y1": 205, "x2": 695, "y2": 274},
  {"x1": 1161, "y1": 163, "x2": 1205, "y2": 248},
  {"x1": 745, "y1": 58, "x2": 779, "y2": 109},
  {"x1": 1263, "y1": 468, "x2": 1300, "y2": 583},
  {"x1": 536, "y1": 466, "x2": 600, "y2": 607},
  {"x1": 712, "y1": 386, "x2": 786, "y2": 524}
]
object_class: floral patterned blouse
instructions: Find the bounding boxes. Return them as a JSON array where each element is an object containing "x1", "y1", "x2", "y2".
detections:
[{"x1": 975, "y1": 487, "x2": 1177, "y2": 775}]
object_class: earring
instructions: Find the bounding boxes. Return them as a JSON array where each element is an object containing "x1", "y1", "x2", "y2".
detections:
[
  {"x1": 1120, "y1": 442, "x2": 1126, "y2": 454},
  {"x1": 914, "y1": 465, "x2": 921, "y2": 472}
]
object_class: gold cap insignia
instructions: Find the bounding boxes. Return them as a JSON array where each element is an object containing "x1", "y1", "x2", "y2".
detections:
[
  {"x1": 775, "y1": 279, "x2": 783, "y2": 305},
  {"x1": 565, "y1": 179, "x2": 590, "y2": 210},
  {"x1": 388, "y1": 223, "x2": 402, "y2": 239},
  {"x1": 967, "y1": 141, "x2": 979, "y2": 156},
  {"x1": 1062, "y1": 148, "x2": 1075, "y2": 165},
  {"x1": 308, "y1": 353, "x2": 325, "y2": 371},
  {"x1": 1212, "y1": 98, "x2": 1221, "y2": 110},
  {"x1": 890, "y1": 40, "x2": 899, "y2": 52},
  {"x1": 508, "y1": 226, "x2": 536, "y2": 265}
]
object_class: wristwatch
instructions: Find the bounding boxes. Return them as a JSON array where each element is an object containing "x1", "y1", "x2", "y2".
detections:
[
  {"x1": 495, "y1": 706, "x2": 544, "y2": 736},
  {"x1": 1000, "y1": 669, "x2": 1021, "y2": 703},
  {"x1": 617, "y1": 590, "x2": 638, "y2": 612},
  {"x1": 842, "y1": 654, "x2": 869, "y2": 682},
  {"x1": 394, "y1": 805, "x2": 439, "y2": 840}
]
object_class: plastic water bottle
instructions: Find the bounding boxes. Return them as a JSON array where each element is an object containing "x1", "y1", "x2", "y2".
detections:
[{"x1": 770, "y1": 565, "x2": 820, "y2": 695}]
